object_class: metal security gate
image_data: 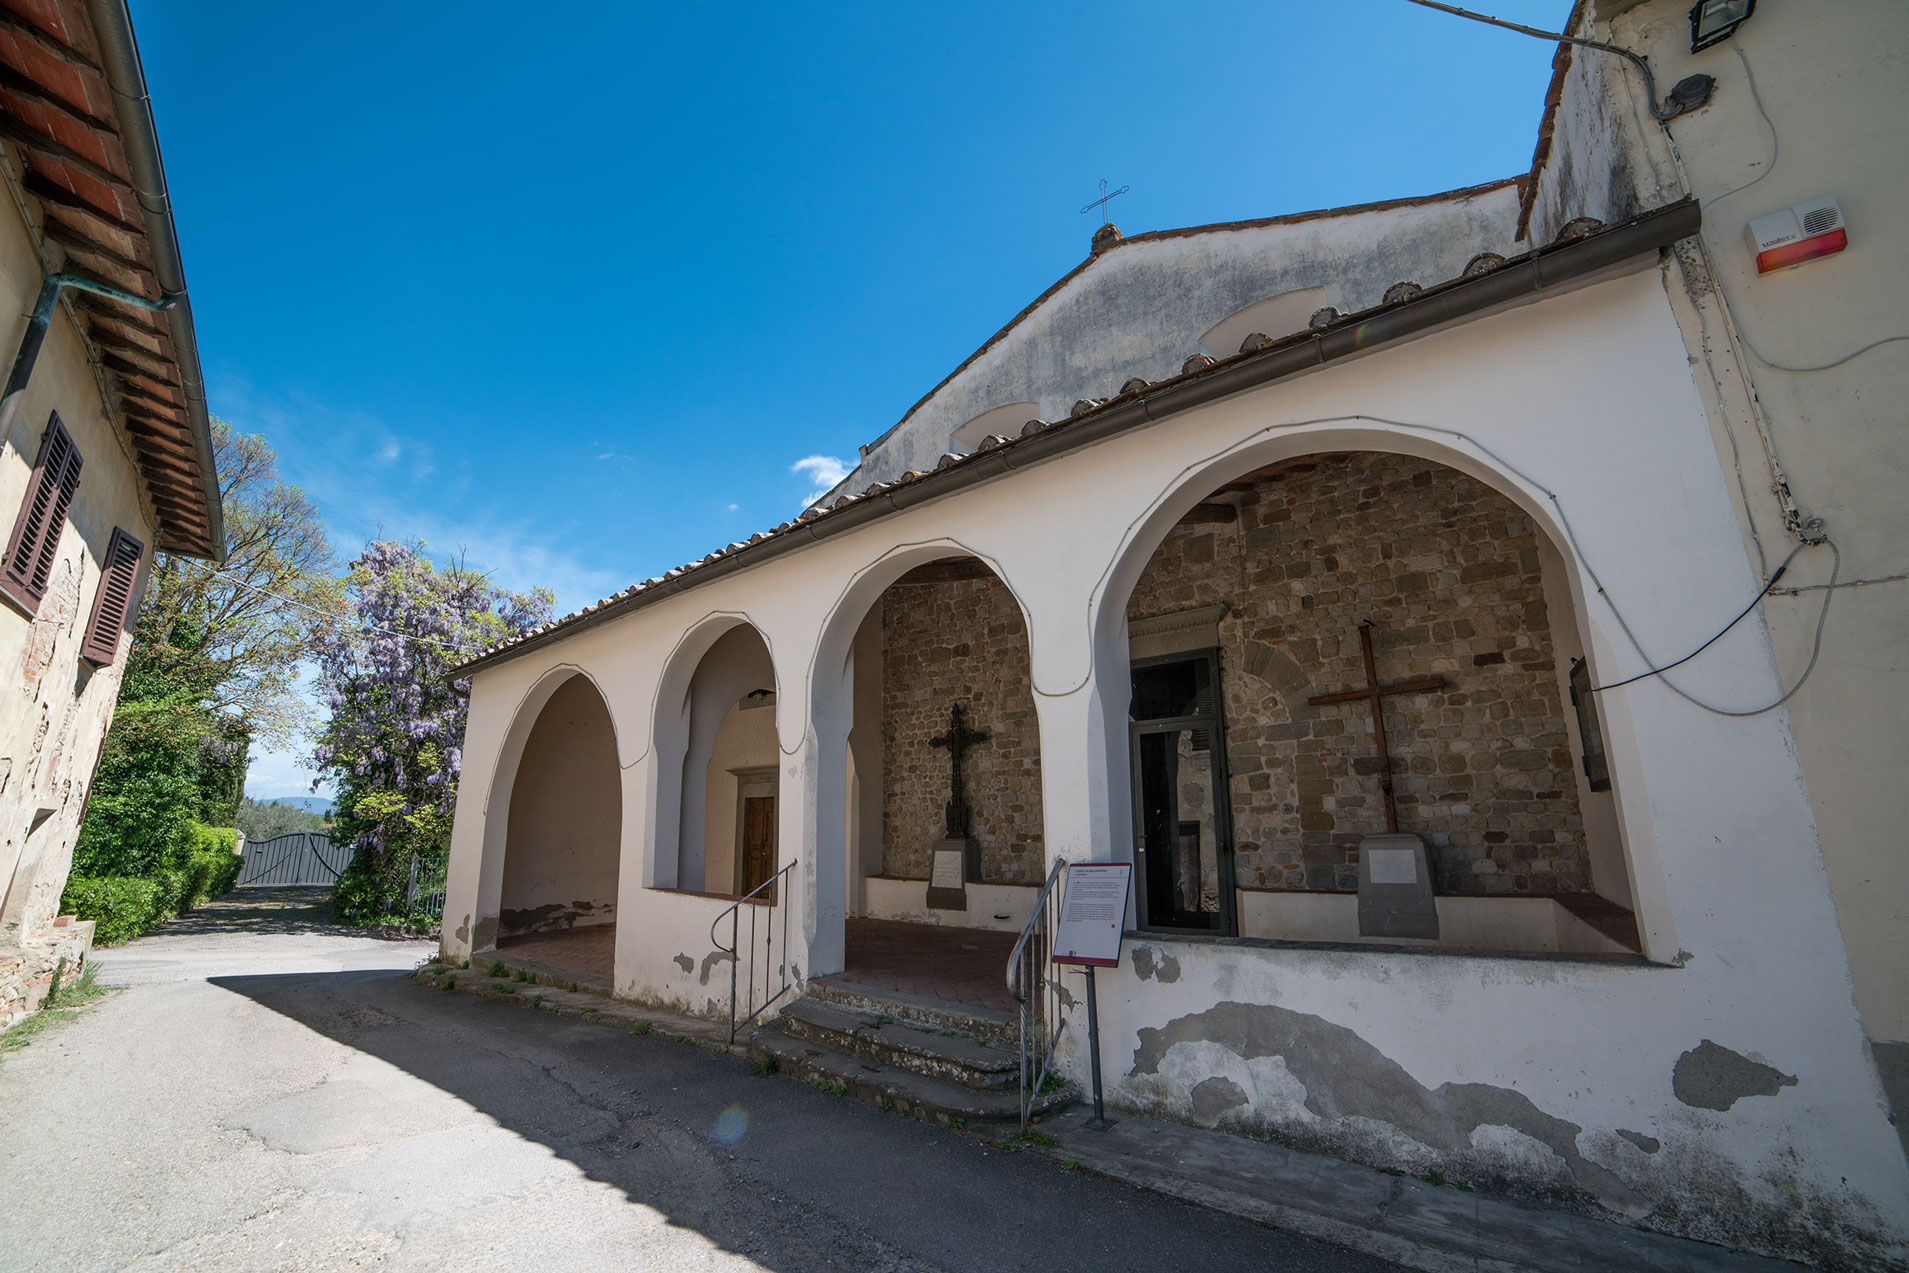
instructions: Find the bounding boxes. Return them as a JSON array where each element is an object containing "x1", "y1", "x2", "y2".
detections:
[{"x1": 236, "y1": 832, "x2": 354, "y2": 886}]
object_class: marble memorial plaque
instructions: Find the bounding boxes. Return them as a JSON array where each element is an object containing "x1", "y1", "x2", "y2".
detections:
[
  {"x1": 1357, "y1": 832, "x2": 1439, "y2": 940},
  {"x1": 1366, "y1": 847, "x2": 1419, "y2": 886},
  {"x1": 926, "y1": 845, "x2": 970, "y2": 911}
]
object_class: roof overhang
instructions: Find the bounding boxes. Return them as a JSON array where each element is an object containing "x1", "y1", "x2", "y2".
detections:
[
  {"x1": 0, "y1": 0, "x2": 222, "y2": 559},
  {"x1": 454, "y1": 196, "x2": 1702, "y2": 681}
]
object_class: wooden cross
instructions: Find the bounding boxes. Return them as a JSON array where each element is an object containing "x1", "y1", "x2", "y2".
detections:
[
  {"x1": 1307, "y1": 622, "x2": 1448, "y2": 834},
  {"x1": 929, "y1": 703, "x2": 990, "y2": 839},
  {"x1": 1079, "y1": 178, "x2": 1130, "y2": 226}
]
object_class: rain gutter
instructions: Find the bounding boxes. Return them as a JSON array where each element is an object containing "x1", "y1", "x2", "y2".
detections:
[
  {"x1": 85, "y1": 0, "x2": 225, "y2": 561},
  {"x1": 454, "y1": 197, "x2": 1701, "y2": 682}
]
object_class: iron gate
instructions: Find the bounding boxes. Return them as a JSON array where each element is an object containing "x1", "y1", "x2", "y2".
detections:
[{"x1": 236, "y1": 832, "x2": 354, "y2": 886}]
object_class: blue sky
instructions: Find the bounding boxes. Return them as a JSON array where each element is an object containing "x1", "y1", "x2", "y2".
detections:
[{"x1": 130, "y1": 1, "x2": 1573, "y2": 796}]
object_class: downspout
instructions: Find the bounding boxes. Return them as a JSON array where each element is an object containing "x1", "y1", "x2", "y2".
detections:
[
  {"x1": 1, "y1": 270, "x2": 176, "y2": 410},
  {"x1": 82, "y1": 0, "x2": 225, "y2": 562}
]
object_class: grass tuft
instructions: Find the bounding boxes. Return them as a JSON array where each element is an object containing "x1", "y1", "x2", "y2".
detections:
[
  {"x1": 752, "y1": 1054, "x2": 779, "y2": 1077},
  {"x1": 488, "y1": 961, "x2": 507, "y2": 977},
  {"x1": 629, "y1": 1018, "x2": 654, "y2": 1036},
  {"x1": 1423, "y1": 1169, "x2": 1446, "y2": 1187}
]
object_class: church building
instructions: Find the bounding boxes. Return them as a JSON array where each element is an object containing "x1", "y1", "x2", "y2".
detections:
[{"x1": 440, "y1": 2, "x2": 1909, "y2": 1265}]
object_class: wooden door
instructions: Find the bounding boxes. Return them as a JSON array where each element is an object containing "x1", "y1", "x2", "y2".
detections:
[{"x1": 741, "y1": 796, "x2": 777, "y2": 896}]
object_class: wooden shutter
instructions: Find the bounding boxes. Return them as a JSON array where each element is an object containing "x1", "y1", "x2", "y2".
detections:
[
  {"x1": 80, "y1": 527, "x2": 144, "y2": 666},
  {"x1": 2, "y1": 413, "x2": 84, "y2": 612}
]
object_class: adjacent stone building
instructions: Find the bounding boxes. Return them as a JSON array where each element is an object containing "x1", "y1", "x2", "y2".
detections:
[{"x1": 0, "y1": 1, "x2": 222, "y2": 1024}]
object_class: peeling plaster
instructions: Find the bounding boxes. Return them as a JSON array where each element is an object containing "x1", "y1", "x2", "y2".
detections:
[
  {"x1": 1131, "y1": 945, "x2": 1181, "y2": 984},
  {"x1": 1132, "y1": 1000, "x2": 1637, "y2": 1205},
  {"x1": 672, "y1": 954, "x2": 694, "y2": 974},
  {"x1": 1191, "y1": 1075, "x2": 1249, "y2": 1120},
  {"x1": 1616, "y1": 1129, "x2": 1661, "y2": 1154},
  {"x1": 698, "y1": 950, "x2": 732, "y2": 986},
  {"x1": 1671, "y1": 1040, "x2": 1798, "y2": 1112}
]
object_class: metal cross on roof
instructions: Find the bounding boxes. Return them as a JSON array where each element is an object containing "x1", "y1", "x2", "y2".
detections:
[{"x1": 1079, "y1": 179, "x2": 1130, "y2": 226}]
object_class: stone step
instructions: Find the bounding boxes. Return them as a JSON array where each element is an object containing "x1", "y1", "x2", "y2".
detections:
[
  {"x1": 775, "y1": 997, "x2": 1019, "y2": 1090},
  {"x1": 805, "y1": 977, "x2": 1019, "y2": 1048},
  {"x1": 750, "y1": 1025, "x2": 1077, "y2": 1125}
]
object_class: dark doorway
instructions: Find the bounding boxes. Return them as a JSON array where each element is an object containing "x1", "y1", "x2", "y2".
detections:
[
  {"x1": 1130, "y1": 650, "x2": 1236, "y2": 934},
  {"x1": 742, "y1": 795, "x2": 777, "y2": 896}
]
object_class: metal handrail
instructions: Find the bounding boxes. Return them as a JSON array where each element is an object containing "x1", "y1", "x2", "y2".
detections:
[
  {"x1": 1007, "y1": 858, "x2": 1069, "y2": 1127},
  {"x1": 711, "y1": 859, "x2": 798, "y2": 1044}
]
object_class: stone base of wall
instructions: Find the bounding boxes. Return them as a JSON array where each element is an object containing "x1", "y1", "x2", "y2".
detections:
[{"x1": 0, "y1": 916, "x2": 96, "y2": 1028}]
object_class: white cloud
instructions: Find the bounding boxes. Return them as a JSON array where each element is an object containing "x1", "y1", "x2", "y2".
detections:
[
  {"x1": 791, "y1": 454, "x2": 851, "y2": 505},
  {"x1": 726, "y1": 503, "x2": 739, "y2": 512},
  {"x1": 209, "y1": 374, "x2": 627, "y2": 617}
]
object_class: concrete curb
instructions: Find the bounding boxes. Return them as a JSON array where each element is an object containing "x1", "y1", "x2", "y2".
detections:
[
  {"x1": 412, "y1": 957, "x2": 744, "y2": 1057},
  {"x1": 1019, "y1": 1107, "x2": 1808, "y2": 1273}
]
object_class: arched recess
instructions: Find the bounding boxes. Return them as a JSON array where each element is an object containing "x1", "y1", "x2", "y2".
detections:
[
  {"x1": 805, "y1": 543, "x2": 1046, "y2": 989},
  {"x1": 1092, "y1": 429, "x2": 1662, "y2": 959},
  {"x1": 492, "y1": 671, "x2": 623, "y2": 977},
  {"x1": 647, "y1": 617, "x2": 782, "y2": 896}
]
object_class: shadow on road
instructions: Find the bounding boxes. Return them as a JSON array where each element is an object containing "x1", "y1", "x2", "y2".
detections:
[
  {"x1": 208, "y1": 966, "x2": 1390, "y2": 1273},
  {"x1": 155, "y1": 886, "x2": 429, "y2": 941}
]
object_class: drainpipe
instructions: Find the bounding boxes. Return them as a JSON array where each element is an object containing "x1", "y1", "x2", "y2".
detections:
[{"x1": 1, "y1": 270, "x2": 176, "y2": 417}]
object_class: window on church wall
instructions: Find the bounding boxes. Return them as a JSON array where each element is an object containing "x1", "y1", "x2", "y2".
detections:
[
  {"x1": 2, "y1": 412, "x2": 84, "y2": 615},
  {"x1": 1120, "y1": 451, "x2": 1638, "y2": 952}
]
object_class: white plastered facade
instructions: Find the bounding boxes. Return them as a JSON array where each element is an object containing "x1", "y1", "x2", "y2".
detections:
[{"x1": 442, "y1": 253, "x2": 1909, "y2": 1262}]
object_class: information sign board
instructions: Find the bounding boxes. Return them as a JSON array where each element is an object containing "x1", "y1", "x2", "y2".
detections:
[{"x1": 1052, "y1": 862, "x2": 1133, "y2": 967}]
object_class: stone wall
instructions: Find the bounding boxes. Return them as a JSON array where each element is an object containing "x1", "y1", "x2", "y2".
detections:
[
  {"x1": 1127, "y1": 452, "x2": 1589, "y2": 896},
  {"x1": 881, "y1": 573, "x2": 1044, "y2": 884},
  {"x1": 0, "y1": 919, "x2": 93, "y2": 1028}
]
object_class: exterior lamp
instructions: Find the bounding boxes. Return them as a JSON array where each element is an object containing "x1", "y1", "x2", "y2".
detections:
[{"x1": 1690, "y1": 0, "x2": 1755, "y2": 53}]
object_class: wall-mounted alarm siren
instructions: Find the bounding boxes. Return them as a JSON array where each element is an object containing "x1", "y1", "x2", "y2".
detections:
[{"x1": 1744, "y1": 197, "x2": 1847, "y2": 275}]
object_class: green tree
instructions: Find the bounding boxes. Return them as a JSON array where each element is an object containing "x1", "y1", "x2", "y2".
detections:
[
  {"x1": 235, "y1": 796, "x2": 329, "y2": 840},
  {"x1": 313, "y1": 540, "x2": 549, "y2": 925},
  {"x1": 132, "y1": 419, "x2": 341, "y2": 750},
  {"x1": 68, "y1": 420, "x2": 337, "y2": 936}
]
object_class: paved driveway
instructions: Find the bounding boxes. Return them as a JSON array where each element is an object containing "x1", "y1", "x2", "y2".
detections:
[{"x1": 0, "y1": 887, "x2": 1403, "y2": 1272}]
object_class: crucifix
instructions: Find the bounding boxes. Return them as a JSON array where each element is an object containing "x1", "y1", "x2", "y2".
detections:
[
  {"x1": 1307, "y1": 621, "x2": 1448, "y2": 834},
  {"x1": 929, "y1": 703, "x2": 990, "y2": 839},
  {"x1": 1079, "y1": 178, "x2": 1130, "y2": 226}
]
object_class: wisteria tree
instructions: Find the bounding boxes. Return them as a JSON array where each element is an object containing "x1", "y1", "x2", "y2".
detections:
[{"x1": 313, "y1": 540, "x2": 551, "y2": 925}]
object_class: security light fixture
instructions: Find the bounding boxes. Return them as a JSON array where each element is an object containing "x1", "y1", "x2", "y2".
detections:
[{"x1": 1690, "y1": 0, "x2": 1755, "y2": 54}]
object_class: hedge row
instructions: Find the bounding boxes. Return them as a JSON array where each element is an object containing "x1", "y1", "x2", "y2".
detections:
[{"x1": 61, "y1": 823, "x2": 242, "y2": 946}]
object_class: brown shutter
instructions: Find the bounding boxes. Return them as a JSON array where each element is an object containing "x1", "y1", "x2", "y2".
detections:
[
  {"x1": 2, "y1": 413, "x2": 84, "y2": 612},
  {"x1": 80, "y1": 527, "x2": 144, "y2": 666}
]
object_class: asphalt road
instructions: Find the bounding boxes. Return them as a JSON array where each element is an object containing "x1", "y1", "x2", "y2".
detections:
[{"x1": 0, "y1": 888, "x2": 1406, "y2": 1272}]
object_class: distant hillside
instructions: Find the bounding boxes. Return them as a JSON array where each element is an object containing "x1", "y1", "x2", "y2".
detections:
[
  {"x1": 258, "y1": 795, "x2": 334, "y2": 816},
  {"x1": 237, "y1": 795, "x2": 333, "y2": 841}
]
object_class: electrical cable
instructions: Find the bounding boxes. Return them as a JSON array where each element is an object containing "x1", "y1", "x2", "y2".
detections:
[
  {"x1": 1405, "y1": 3, "x2": 1909, "y2": 373},
  {"x1": 1591, "y1": 541, "x2": 1801, "y2": 693},
  {"x1": 1701, "y1": 37, "x2": 1776, "y2": 210},
  {"x1": 1090, "y1": 413, "x2": 1837, "y2": 719}
]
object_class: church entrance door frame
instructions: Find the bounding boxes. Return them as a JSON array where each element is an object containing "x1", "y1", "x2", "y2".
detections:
[{"x1": 1129, "y1": 647, "x2": 1238, "y2": 936}]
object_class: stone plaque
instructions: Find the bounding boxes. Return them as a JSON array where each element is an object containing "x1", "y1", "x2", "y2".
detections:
[
  {"x1": 926, "y1": 844, "x2": 970, "y2": 911},
  {"x1": 1357, "y1": 832, "x2": 1439, "y2": 940},
  {"x1": 1366, "y1": 847, "x2": 1419, "y2": 886}
]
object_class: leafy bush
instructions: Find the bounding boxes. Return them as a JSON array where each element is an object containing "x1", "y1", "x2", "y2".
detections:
[
  {"x1": 59, "y1": 875, "x2": 168, "y2": 946},
  {"x1": 60, "y1": 822, "x2": 240, "y2": 945}
]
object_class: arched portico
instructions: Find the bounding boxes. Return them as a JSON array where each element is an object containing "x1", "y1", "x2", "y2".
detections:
[
  {"x1": 473, "y1": 669, "x2": 625, "y2": 983},
  {"x1": 1087, "y1": 427, "x2": 1665, "y2": 957},
  {"x1": 801, "y1": 543, "x2": 1043, "y2": 999}
]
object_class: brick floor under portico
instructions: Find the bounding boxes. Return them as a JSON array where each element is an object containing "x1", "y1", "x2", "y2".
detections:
[
  {"x1": 828, "y1": 917, "x2": 1017, "y2": 1015},
  {"x1": 496, "y1": 924, "x2": 615, "y2": 988}
]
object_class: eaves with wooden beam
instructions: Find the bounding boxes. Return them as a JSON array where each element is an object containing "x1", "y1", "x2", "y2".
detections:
[{"x1": 0, "y1": 0, "x2": 222, "y2": 559}]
